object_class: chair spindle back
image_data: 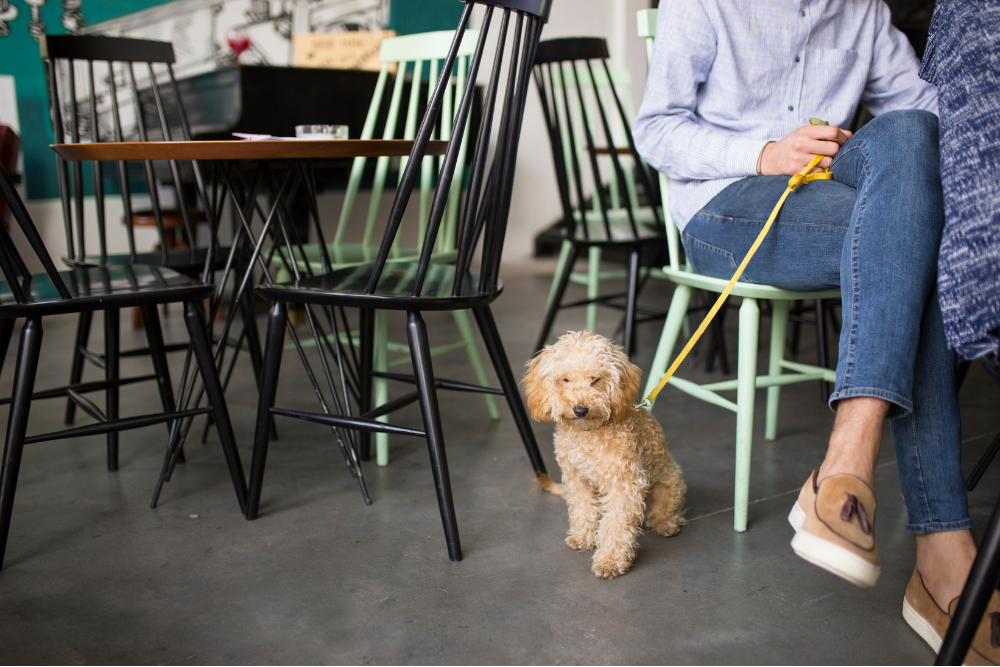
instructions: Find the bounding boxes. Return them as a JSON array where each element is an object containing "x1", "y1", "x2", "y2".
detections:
[
  {"x1": 361, "y1": 0, "x2": 551, "y2": 298},
  {"x1": 532, "y1": 37, "x2": 662, "y2": 245},
  {"x1": 41, "y1": 34, "x2": 213, "y2": 269}
]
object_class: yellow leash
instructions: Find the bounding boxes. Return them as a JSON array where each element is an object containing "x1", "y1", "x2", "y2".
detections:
[{"x1": 638, "y1": 119, "x2": 833, "y2": 410}]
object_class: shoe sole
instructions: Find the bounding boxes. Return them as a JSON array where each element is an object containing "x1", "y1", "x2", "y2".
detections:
[
  {"x1": 788, "y1": 509, "x2": 881, "y2": 589},
  {"x1": 788, "y1": 502, "x2": 805, "y2": 532},
  {"x1": 902, "y1": 597, "x2": 943, "y2": 653},
  {"x1": 902, "y1": 598, "x2": 971, "y2": 665}
]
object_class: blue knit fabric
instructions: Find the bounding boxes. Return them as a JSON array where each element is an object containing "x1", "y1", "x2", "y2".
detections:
[{"x1": 920, "y1": 0, "x2": 1000, "y2": 361}]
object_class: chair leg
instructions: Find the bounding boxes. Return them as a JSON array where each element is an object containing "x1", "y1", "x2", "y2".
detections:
[
  {"x1": 452, "y1": 309, "x2": 500, "y2": 420},
  {"x1": 373, "y1": 309, "x2": 390, "y2": 467},
  {"x1": 140, "y1": 305, "x2": 177, "y2": 433},
  {"x1": 543, "y1": 239, "x2": 572, "y2": 317},
  {"x1": 734, "y1": 297, "x2": 760, "y2": 532},
  {"x1": 535, "y1": 243, "x2": 579, "y2": 354},
  {"x1": 643, "y1": 285, "x2": 692, "y2": 403},
  {"x1": 622, "y1": 248, "x2": 641, "y2": 357},
  {"x1": 406, "y1": 310, "x2": 462, "y2": 562},
  {"x1": 937, "y1": 485, "x2": 1000, "y2": 665},
  {"x1": 184, "y1": 301, "x2": 248, "y2": 516},
  {"x1": 586, "y1": 246, "x2": 601, "y2": 333},
  {"x1": 765, "y1": 300, "x2": 789, "y2": 441},
  {"x1": 0, "y1": 319, "x2": 15, "y2": 378},
  {"x1": 247, "y1": 301, "x2": 287, "y2": 520},
  {"x1": 104, "y1": 309, "x2": 120, "y2": 472},
  {"x1": 64, "y1": 311, "x2": 92, "y2": 425},
  {"x1": 357, "y1": 308, "x2": 375, "y2": 461},
  {"x1": 473, "y1": 306, "x2": 548, "y2": 478},
  {"x1": 0, "y1": 317, "x2": 43, "y2": 569}
]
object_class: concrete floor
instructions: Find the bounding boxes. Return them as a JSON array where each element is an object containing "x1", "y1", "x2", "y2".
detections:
[{"x1": 0, "y1": 271, "x2": 998, "y2": 664}]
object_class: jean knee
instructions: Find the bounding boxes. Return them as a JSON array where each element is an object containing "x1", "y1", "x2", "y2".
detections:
[{"x1": 869, "y1": 109, "x2": 940, "y2": 157}]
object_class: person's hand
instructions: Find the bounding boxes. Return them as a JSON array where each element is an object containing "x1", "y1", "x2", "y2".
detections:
[{"x1": 759, "y1": 124, "x2": 852, "y2": 176}]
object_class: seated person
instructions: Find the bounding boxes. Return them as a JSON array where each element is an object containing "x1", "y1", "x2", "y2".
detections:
[{"x1": 634, "y1": 1, "x2": 992, "y2": 659}]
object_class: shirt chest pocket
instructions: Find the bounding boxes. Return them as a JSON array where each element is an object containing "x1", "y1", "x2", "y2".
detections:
[{"x1": 800, "y1": 48, "x2": 860, "y2": 121}]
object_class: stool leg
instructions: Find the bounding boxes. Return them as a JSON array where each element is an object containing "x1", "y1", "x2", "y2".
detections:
[
  {"x1": 765, "y1": 300, "x2": 789, "y2": 441},
  {"x1": 734, "y1": 297, "x2": 760, "y2": 532}
]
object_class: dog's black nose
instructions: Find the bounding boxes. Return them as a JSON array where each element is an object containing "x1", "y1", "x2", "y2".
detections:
[{"x1": 574, "y1": 405, "x2": 589, "y2": 418}]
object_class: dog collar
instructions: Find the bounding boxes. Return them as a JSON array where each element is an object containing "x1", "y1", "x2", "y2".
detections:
[{"x1": 580, "y1": 427, "x2": 591, "y2": 431}]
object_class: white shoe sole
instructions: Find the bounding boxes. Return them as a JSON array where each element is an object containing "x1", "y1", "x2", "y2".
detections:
[
  {"x1": 902, "y1": 597, "x2": 943, "y2": 653},
  {"x1": 788, "y1": 502, "x2": 806, "y2": 532},
  {"x1": 790, "y1": 522, "x2": 881, "y2": 588}
]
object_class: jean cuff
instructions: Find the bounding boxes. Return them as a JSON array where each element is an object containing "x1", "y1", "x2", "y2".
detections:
[
  {"x1": 827, "y1": 386, "x2": 913, "y2": 419},
  {"x1": 906, "y1": 518, "x2": 974, "y2": 534}
]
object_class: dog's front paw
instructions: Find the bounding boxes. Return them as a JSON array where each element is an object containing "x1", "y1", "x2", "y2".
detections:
[
  {"x1": 566, "y1": 532, "x2": 596, "y2": 550},
  {"x1": 590, "y1": 550, "x2": 632, "y2": 579}
]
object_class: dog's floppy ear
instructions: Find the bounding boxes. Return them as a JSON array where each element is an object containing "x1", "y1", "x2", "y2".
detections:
[
  {"x1": 522, "y1": 350, "x2": 554, "y2": 423},
  {"x1": 609, "y1": 346, "x2": 642, "y2": 422}
]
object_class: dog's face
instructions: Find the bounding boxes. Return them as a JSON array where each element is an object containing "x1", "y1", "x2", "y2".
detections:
[{"x1": 522, "y1": 331, "x2": 642, "y2": 429}]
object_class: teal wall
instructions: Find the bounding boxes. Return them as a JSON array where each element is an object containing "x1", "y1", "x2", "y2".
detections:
[{"x1": 0, "y1": 0, "x2": 464, "y2": 200}]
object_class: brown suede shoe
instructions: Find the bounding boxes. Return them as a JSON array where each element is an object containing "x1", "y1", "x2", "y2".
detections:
[
  {"x1": 903, "y1": 568, "x2": 1000, "y2": 665},
  {"x1": 788, "y1": 468, "x2": 881, "y2": 588}
]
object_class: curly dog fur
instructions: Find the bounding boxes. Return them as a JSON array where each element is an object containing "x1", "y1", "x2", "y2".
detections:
[{"x1": 523, "y1": 331, "x2": 687, "y2": 579}]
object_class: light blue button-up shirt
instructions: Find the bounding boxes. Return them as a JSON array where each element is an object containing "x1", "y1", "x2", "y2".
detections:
[{"x1": 633, "y1": 0, "x2": 939, "y2": 230}]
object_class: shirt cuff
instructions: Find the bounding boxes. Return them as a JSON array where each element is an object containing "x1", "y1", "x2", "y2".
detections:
[{"x1": 724, "y1": 136, "x2": 772, "y2": 177}]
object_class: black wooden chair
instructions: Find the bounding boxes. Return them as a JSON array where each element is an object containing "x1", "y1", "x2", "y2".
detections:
[
  {"x1": 41, "y1": 35, "x2": 256, "y2": 459},
  {"x1": 244, "y1": 0, "x2": 551, "y2": 562},
  {"x1": 531, "y1": 37, "x2": 667, "y2": 357},
  {"x1": 0, "y1": 164, "x2": 246, "y2": 569}
]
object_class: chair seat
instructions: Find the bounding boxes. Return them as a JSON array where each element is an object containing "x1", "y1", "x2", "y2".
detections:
[
  {"x1": 0, "y1": 265, "x2": 212, "y2": 318},
  {"x1": 256, "y1": 261, "x2": 501, "y2": 311},
  {"x1": 67, "y1": 246, "x2": 231, "y2": 277},
  {"x1": 663, "y1": 264, "x2": 841, "y2": 300}
]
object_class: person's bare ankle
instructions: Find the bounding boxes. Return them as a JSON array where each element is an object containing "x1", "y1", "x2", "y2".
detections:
[
  {"x1": 915, "y1": 530, "x2": 977, "y2": 610},
  {"x1": 817, "y1": 457, "x2": 876, "y2": 492},
  {"x1": 817, "y1": 397, "x2": 889, "y2": 492}
]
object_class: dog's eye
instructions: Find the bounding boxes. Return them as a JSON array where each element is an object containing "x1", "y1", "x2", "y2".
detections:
[
  {"x1": 591, "y1": 377, "x2": 601, "y2": 385},
  {"x1": 562, "y1": 378, "x2": 569, "y2": 383}
]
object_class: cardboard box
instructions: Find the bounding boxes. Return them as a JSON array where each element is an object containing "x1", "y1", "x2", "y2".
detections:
[{"x1": 293, "y1": 30, "x2": 396, "y2": 72}]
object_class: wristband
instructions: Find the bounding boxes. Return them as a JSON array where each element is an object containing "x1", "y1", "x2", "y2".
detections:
[{"x1": 756, "y1": 141, "x2": 773, "y2": 176}]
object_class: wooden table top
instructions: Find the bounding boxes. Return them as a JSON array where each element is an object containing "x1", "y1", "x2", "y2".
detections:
[{"x1": 50, "y1": 139, "x2": 450, "y2": 162}]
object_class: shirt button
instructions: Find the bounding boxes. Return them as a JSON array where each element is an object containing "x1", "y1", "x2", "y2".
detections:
[
  {"x1": 801, "y1": 10, "x2": 806, "y2": 16},
  {"x1": 788, "y1": 105, "x2": 794, "y2": 111},
  {"x1": 795, "y1": 55, "x2": 800, "y2": 62}
]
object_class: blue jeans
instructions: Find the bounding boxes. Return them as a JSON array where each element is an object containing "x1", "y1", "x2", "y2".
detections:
[{"x1": 683, "y1": 110, "x2": 970, "y2": 534}]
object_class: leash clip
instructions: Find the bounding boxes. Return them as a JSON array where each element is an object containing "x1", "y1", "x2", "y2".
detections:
[{"x1": 634, "y1": 398, "x2": 651, "y2": 411}]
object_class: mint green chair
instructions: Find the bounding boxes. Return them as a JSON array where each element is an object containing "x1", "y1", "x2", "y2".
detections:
[
  {"x1": 541, "y1": 61, "x2": 668, "y2": 338},
  {"x1": 273, "y1": 30, "x2": 500, "y2": 466},
  {"x1": 637, "y1": 9, "x2": 840, "y2": 532}
]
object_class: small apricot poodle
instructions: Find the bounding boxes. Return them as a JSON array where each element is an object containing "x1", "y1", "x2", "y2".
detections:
[{"x1": 523, "y1": 331, "x2": 686, "y2": 579}]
